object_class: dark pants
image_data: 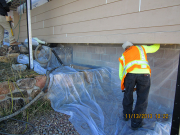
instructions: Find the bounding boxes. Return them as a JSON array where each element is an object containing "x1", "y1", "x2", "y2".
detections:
[{"x1": 123, "y1": 73, "x2": 150, "y2": 128}]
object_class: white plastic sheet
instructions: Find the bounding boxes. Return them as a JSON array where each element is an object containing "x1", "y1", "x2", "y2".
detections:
[
  {"x1": 47, "y1": 66, "x2": 172, "y2": 135},
  {"x1": 17, "y1": 47, "x2": 173, "y2": 135},
  {"x1": 17, "y1": 54, "x2": 46, "y2": 74}
]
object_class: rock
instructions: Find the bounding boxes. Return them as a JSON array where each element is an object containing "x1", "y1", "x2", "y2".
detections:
[
  {"x1": 10, "y1": 98, "x2": 25, "y2": 111},
  {"x1": 0, "y1": 95, "x2": 6, "y2": 100},
  {"x1": 7, "y1": 91, "x2": 28, "y2": 98},
  {"x1": 8, "y1": 45, "x2": 19, "y2": 53},
  {"x1": 12, "y1": 64, "x2": 27, "y2": 71},
  {"x1": 0, "y1": 46, "x2": 7, "y2": 56},
  {"x1": 0, "y1": 81, "x2": 15, "y2": 95},
  {"x1": 19, "y1": 45, "x2": 28, "y2": 53},
  {"x1": 0, "y1": 55, "x2": 9, "y2": 63},
  {"x1": 31, "y1": 89, "x2": 41, "y2": 99},
  {"x1": 0, "y1": 98, "x2": 11, "y2": 113},
  {"x1": 0, "y1": 53, "x2": 20, "y2": 63},
  {"x1": 35, "y1": 75, "x2": 47, "y2": 89},
  {"x1": 7, "y1": 53, "x2": 19, "y2": 58},
  {"x1": 2, "y1": 45, "x2": 8, "y2": 49},
  {"x1": 16, "y1": 78, "x2": 36, "y2": 90}
]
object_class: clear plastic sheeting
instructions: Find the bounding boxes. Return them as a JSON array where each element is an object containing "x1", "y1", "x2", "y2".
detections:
[
  {"x1": 47, "y1": 66, "x2": 172, "y2": 135},
  {"x1": 18, "y1": 46, "x2": 174, "y2": 135},
  {"x1": 17, "y1": 54, "x2": 47, "y2": 74}
]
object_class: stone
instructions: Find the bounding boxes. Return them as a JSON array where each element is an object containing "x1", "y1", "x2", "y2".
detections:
[
  {"x1": 8, "y1": 45, "x2": 19, "y2": 53},
  {"x1": 35, "y1": 75, "x2": 47, "y2": 89},
  {"x1": 0, "y1": 98, "x2": 11, "y2": 113},
  {"x1": 0, "y1": 46, "x2": 7, "y2": 56},
  {"x1": 0, "y1": 55, "x2": 9, "y2": 63},
  {"x1": 12, "y1": 64, "x2": 27, "y2": 71},
  {"x1": 19, "y1": 45, "x2": 28, "y2": 53},
  {"x1": 11, "y1": 98, "x2": 25, "y2": 111},
  {"x1": 7, "y1": 53, "x2": 20, "y2": 58},
  {"x1": 0, "y1": 81, "x2": 15, "y2": 95},
  {"x1": 0, "y1": 53, "x2": 20, "y2": 63},
  {"x1": 7, "y1": 91, "x2": 28, "y2": 98},
  {"x1": 2, "y1": 45, "x2": 8, "y2": 49},
  {"x1": 0, "y1": 95, "x2": 6, "y2": 100},
  {"x1": 16, "y1": 78, "x2": 36, "y2": 90},
  {"x1": 31, "y1": 89, "x2": 41, "y2": 99}
]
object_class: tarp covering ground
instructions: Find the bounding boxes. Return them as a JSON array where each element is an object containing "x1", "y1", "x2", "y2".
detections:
[
  {"x1": 18, "y1": 47, "x2": 173, "y2": 135},
  {"x1": 47, "y1": 66, "x2": 172, "y2": 135}
]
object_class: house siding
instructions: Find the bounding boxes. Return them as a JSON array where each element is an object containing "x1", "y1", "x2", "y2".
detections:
[{"x1": 14, "y1": 0, "x2": 180, "y2": 44}]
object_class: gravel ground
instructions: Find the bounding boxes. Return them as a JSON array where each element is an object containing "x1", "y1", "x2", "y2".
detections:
[{"x1": 0, "y1": 110, "x2": 80, "y2": 135}]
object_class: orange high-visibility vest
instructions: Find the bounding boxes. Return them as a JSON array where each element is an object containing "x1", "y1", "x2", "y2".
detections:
[{"x1": 118, "y1": 45, "x2": 151, "y2": 90}]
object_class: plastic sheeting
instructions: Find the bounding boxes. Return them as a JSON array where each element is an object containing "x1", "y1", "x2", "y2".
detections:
[
  {"x1": 17, "y1": 54, "x2": 47, "y2": 74},
  {"x1": 47, "y1": 66, "x2": 172, "y2": 135},
  {"x1": 17, "y1": 46, "x2": 174, "y2": 135}
]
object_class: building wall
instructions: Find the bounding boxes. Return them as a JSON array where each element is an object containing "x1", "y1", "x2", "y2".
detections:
[
  {"x1": 14, "y1": 0, "x2": 180, "y2": 44},
  {"x1": 73, "y1": 44, "x2": 179, "y2": 110}
]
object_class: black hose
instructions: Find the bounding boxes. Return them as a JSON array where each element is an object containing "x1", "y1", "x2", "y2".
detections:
[{"x1": 51, "y1": 49, "x2": 64, "y2": 65}]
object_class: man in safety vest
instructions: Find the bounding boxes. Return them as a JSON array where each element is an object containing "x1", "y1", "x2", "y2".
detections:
[{"x1": 119, "y1": 41, "x2": 160, "y2": 130}]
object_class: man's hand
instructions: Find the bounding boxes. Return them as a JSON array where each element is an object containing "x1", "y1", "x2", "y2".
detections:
[{"x1": 5, "y1": 16, "x2": 12, "y2": 22}]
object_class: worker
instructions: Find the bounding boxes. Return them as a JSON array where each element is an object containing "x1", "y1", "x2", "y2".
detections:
[
  {"x1": 118, "y1": 41, "x2": 160, "y2": 130},
  {"x1": 0, "y1": 0, "x2": 20, "y2": 48}
]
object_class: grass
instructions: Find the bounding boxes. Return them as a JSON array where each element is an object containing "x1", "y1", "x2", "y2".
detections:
[
  {"x1": 0, "y1": 60, "x2": 52, "y2": 131},
  {"x1": 0, "y1": 59, "x2": 53, "y2": 134},
  {"x1": 0, "y1": 60, "x2": 39, "y2": 82}
]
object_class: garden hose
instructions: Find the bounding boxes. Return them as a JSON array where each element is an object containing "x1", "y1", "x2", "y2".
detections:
[
  {"x1": 35, "y1": 45, "x2": 64, "y2": 65},
  {"x1": 34, "y1": 44, "x2": 52, "y2": 64}
]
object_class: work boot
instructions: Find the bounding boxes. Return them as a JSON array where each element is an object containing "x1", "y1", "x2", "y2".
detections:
[
  {"x1": 123, "y1": 116, "x2": 129, "y2": 121},
  {"x1": 131, "y1": 121, "x2": 144, "y2": 130},
  {"x1": 123, "y1": 114, "x2": 130, "y2": 121}
]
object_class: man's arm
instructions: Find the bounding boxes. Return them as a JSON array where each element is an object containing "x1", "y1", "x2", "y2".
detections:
[
  {"x1": 142, "y1": 44, "x2": 160, "y2": 53},
  {"x1": 119, "y1": 59, "x2": 124, "y2": 81}
]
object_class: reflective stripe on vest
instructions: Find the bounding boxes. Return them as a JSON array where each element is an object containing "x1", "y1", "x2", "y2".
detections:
[
  {"x1": 120, "y1": 55, "x2": 125, "y2": 67},
  {"x1": 122, "y1": 45, "x2": 149, "y2": 76},
  {"x1": 136, "y1": 45, "x2": 145, "y2": 60},
  {"x1": 123, "y1": 60, "x2": 149, "y2": 76}
]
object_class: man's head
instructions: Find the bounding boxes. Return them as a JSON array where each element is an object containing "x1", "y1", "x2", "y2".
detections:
[{"x1": 122, "y1": 41, "x2": 133, "y2": 50}]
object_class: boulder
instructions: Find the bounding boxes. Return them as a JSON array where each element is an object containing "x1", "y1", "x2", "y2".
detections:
[
  {"x1": 0, "y1": 95, "x2": 6, "y2": 100},
  {"x1": 35, "y1": 75, "x2": 47, "y2": 89},
  {"x1": 16, "y1": 78, "x2": 36, "y2": 90},
  {"x1": 0, "y1": 81, "x2": 15, "y2": 95}
]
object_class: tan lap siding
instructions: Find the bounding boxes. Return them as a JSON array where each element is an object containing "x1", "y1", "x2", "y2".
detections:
[{"x1": 16, "y1": 0, "x2": 180, "y2": 43}]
